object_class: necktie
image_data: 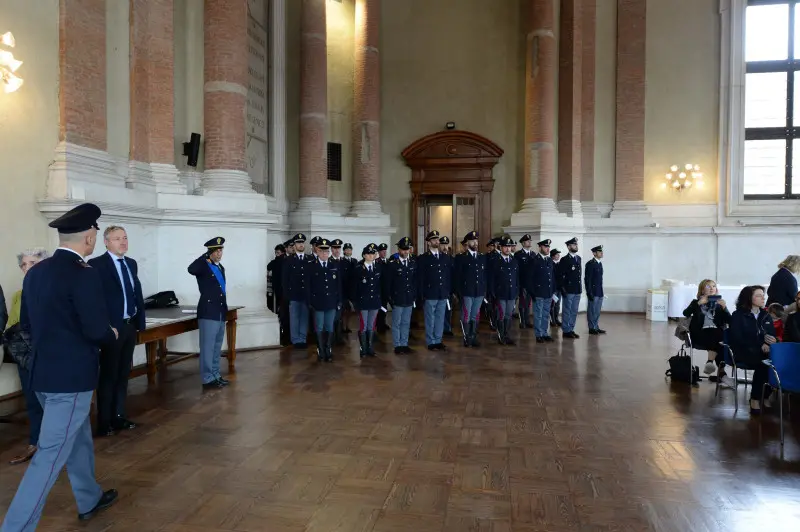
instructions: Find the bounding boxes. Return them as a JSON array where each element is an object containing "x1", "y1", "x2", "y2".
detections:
[
  {"x1": 118, "y1": 258, "x2": 136, "y2": 318},
  {"x1": 368, "y1": 266, "x2": 372, "y2": 272},
  {"x1": 322, "y1": 261, "x2": 326, "y2": 268}
]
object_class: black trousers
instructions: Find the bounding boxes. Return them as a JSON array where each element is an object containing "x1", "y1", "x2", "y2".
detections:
[
  {"x1": 97, "y1": 321, "x2": 136, "y2": 431},
  {"x1": 278, "y1": 298, "x2": 290, "y2": 345}
]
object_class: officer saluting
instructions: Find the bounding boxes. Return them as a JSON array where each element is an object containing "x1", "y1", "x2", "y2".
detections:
[
  {"x1": 2, "y1": 204, "x2": 119, "y2": 530},
  {"x1": 527, "y1": 238, "x2": 556, "y2": 343},
  {"x1": 188, "y1": 237, "x2": 230, "y2": 389},
  {"x1": 384, "y1": 237, "x2": 417, "y2": 354}
]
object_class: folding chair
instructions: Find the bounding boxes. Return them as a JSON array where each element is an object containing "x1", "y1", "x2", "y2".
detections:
[
  {"x1": 716, "y1": 330, "x2": 758, "y2": 413},
  {"x1": 762, "y1": 342, "x2": 800, "y2": 452}
]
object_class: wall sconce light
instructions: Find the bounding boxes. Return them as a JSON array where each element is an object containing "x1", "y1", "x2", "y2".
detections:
[
  {"x1": 0, "y1": 31, "x2": 24, "y2": 93},
  {"x1": 662, "y1": 163, "x2": 703, "y2": 192}
]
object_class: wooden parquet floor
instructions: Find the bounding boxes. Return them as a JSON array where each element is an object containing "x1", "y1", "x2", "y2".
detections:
[{"x1": 3, "y1": 315, "x2": 800, "y2": 531}]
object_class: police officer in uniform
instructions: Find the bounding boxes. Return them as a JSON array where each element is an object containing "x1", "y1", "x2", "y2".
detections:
[
  {"x1": 453, "y1": 231, "x2": 486, "y2": 347},
  {"x1": 527, "y1": 238, "x2": 556, "y2": 343},
  {"x1": 488, "y1": 236, "x2": 520, "y2": 345},
  {"x1": 282, "y1": 233, "x2": 310, "y2": 349},
  {"x1": 384, "y1": 237, "x2": 417, "y2": 354},
  {"x1": 1, "y1": 204, "x2": 119, "y2": 530},
  {"x1": 482, "y1": 237, "x2": 502, "y2": 330},
  {"x1": 557, "y1": 237, "x2": 582, "y2": 339},
  {"x1": 585, "y1": 245, "x2": 606, "y2": 335},
  {"x1": 340, "y1": 243, "x2": 355, "y2": 332},
  {"x1": 351, "y1": 244, "x2": 382, "y2": 357},
  {"x1": 438, "y1": 236, "x2": 455, "y2": 336},
  {"x1": 188, "y1": 237, "x2": 231, "y2": 389},
  {"x1": 417, "y1": 230, "x2": 453, "y2": 351},
  {"x1": 515, "y1": 234, "x2": 535, "y2": 328},
  {"x1": 374, "y1": 243, "x2": 390, "y2": 332},
  {"x1": 328, "y1": 239, "x2": 348, "y2": 345},
  {"x1": 306, "y1": 239, "x2": 343, "y2": 362},
  {"x1": 549, "y1": 248, "x2": 562, "y2": 327}
]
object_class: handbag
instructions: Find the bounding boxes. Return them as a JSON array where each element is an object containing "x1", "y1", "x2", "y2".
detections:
[
  {"x1": 665, "y1": 345, "x2": 699, "y2": 385},
  {"x1": 3, "y1": 323, "x2": 33, "y2": 370}
]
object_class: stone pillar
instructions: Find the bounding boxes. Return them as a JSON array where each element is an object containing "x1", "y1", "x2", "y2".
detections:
[
  {"x1": 557, "y1": 0, "x2": 582, "y2": 217},
  {"x1": 580, "y1": 0, "x2": 599, "y2": 217},
  {"x1": 349, "y1": 0, "x2": 383, "y2": 217},
  {"x1": 198, "y1": 0, "x2": 255, "y2": 195},
  {"x1": 298, "y1": 0, "x2": 330, "y2": 211},
  {"x1": 511, "y1": 0, "x2": 559, "y2": 222},
  {"x1": 270, "y1": 0, "x2": 289, "y2": 213},
  {"x1": 611, "y1": 0, "x2": 651, "y2": 220},
  {"x1": 128, "y1": 0, "x2": 184, "y2": 193}
]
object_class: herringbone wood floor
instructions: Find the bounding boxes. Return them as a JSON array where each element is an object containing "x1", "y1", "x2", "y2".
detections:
[{"x1": 2, "y1": 315, "x2": 800, "y2": 531}]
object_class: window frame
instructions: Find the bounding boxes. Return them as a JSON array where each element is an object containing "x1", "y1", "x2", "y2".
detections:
[{"x1": 719, "y1": 0, "x2": 800, "y2": 218}]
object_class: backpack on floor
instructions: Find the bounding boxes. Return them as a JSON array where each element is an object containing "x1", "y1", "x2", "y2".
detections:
[{"x1": 666, "y1": 345, "x2": 699, "y2": 385}]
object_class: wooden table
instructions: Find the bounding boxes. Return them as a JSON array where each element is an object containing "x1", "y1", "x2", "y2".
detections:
[{"x1": 136, "y1": 306, "x2": 242, "y2": 384}]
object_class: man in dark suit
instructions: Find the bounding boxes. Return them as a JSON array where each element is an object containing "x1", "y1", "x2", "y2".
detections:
[
  {"x1": 527, "y1": 238, "x2": 556, "y2": 344},
  {"x1": 282, "y1": 233, "x2": 309, "y2": 349},
  {"x1": 453, "y1": 231, "x2": 486, "y2": 347},
  {"x1": 417, "y1": 230, "x2": 453, "y2": 351},
  {"x1": 1, "y1": 204, "x2": 119, "y2": 530},
  {"x1": 585, "y1": 245, "x2": 606, "y2": 335},
  {"x1": 188, "y1": 237, "x2": 230, "y2": 389},
  {"x1": 384, "y1": 237, "x2": 417, "y2": 354},
  {"x1": 557, "y1": 237, "x2": 582, "y2": 339},
  {"x1": 88, "y1": 226, "x2": 145, "y2": 437}
]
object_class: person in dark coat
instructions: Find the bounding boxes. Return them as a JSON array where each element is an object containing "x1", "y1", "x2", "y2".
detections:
[
  {"x1": 417, "y1": 230, "x2": 453, "y2": 351},
  {"x1": 556, "y1": 237, "x2": 582, "y2": 339},
  {"x1": 2, "y1": 203, "x2": 119, "y2": 530},
  {"x1": 783, "y1": 291, "x2": 800, "y2": 342},
  {"x1": 88, "y1": 225, "x2": 146, "y2": 436},
  {"x1": 188, "y1": 237, "x2": 230, "y2": 389},
  {"x1": 329, "y1": 239, "x2": 349, "y2": 345},
  {"x1": 306, "y1": 239, "x2": 343, "y2": 362},
  {"x1": 549, "y1": 248, "x2": 562, "y2": 327},
  {"x1": 514, "y1": 234, "x2": 534, "y2": 328},
  {"x1": 526, "y1": 239, "x2": 556, "y2": 343},
  {"x1": 384, "y1": 237, "x2": 417, "y2": 354},
  {"x1": 268, "y1": 243, "x2": 289, "y2": 346},
  {"x1": 767, "y1": 255, "x2": 800, "y2": 307},
  {"x1": 439, "y1": 236, "x2": 454, "y2": 337},
  {"x1": 282, "y1": 233, "x2": 309, "y2": 349},
  {"x1": 584, "y1": 245, "x2": 605, "y2": 335},
  {"x1": 374, "y1": 243, "x2": 390, "y2": 333},
  {"x1": 351, "y1": 244, "x2": 382, "y2": 357},
  {"x1": 341, "y1": 242, "x2": 356, "y2": 333},
  {"x1": 453, "y1": 231, "x2": 487, "y2": 347},
  {"x1": 488, "y1": 237, "x2": 520, "y2": 345},
  {"x1": 681, "y1": 279, "x2": 731, "y2": 378},
  {"x1": 728, "y1": 285, "x2": 778, "y2": 414}
]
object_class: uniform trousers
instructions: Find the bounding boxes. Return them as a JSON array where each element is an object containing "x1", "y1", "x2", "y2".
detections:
[
  {"x1": 16, "y1": 365, "x2": 43, "y2": 446},
  {"x1": 561, "y1": 293, "x2": 581, "y2": 333},
  {"x1": 423, "y1": 299, "x2": 447, "y2": 345},
  {"x1": 289, "y1": 300, "x2": 309, "y2": 344},
  {"x1": 494, "y1": 299, "x2": 515, "y2": 320},
  {"x1": 518, "y1": 291, "x2": 532, "y2": 323},
  {"x1": 587, "y1": 297, "x2": 603, "y2": 330},
  {"x1": 461, "y1": 296, "x2": 483, "y2": 325},
  {"x1": 198, "y1": 318, "x2": 225, "y2": 385},
  {"x1": 533, "y1": 297, "x2": 550, "y2": 337},
  {"x1": 359, "y1": 309, "x2": 379, "y2": 332},
  {"x1": 391, "y1": 306, "x2": 413, "y2": 347},
  {"x1": 313, "y1": 309, "x2": 336, "y2": 333},
  {"x1": 0, "y1": 391, "x2": 103, "y2": 532}
]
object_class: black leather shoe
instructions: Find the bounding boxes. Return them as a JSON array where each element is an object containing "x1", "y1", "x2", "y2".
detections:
[
  {"x1": 203, "y1": 380, "x2": 225, "y2": 389},
  {"x1": 78, "y1": 489, "x2": 118, "y2": 521},
  {"x1": 597, "y1": 329, "x2": 607, "y2": 334},
  {"x1": 112, "y1": 418, "x2": 137, "y2": 431},
  {"x1": 544, "y1": 336, "x2": 554, "y2": 342},
  {"x1": 217, "y1": 377, "x2": 230, "y2": 385},
  {"x1": 427, "y1": 344, "x2": 436, "y2": 351},
  {"x1": 589, "y1": 329, "x2": 599, "y2": 335},
  {"x1": 403, "y1": 346, "x2": 414, "y2": 354},
  {"x1": 536, "y1": 337, "x2": 545, "y2": 344}
]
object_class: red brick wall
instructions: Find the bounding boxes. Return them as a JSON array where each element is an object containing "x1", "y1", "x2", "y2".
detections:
[
  {"x1": 615, "y1": 0, "x2": 647, "y2": 202},
  {"x1": 557, "y1": 0, "x2": 583, "y2": 202},
  {"x1": 129, "y1": 0, "x2": 150, "y2": 163},
  {"x1": 59, "y1": 0, "x2": 106, "y2": 151},
  {"x1": 147, "y1": 0, "x2": 175, "y2": 165}
]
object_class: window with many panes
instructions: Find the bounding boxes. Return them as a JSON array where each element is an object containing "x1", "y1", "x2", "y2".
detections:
[{"x1": 744, "y1": 0, "x2": 800, "y2": 198}]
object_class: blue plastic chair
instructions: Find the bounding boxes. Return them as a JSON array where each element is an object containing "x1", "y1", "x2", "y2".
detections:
[
  {"x1": 716, "y1": 329, "x2": 756, "y2": 413},
  {"x1": 762, "y1": 342, "x2": 800, "y2": 451}
]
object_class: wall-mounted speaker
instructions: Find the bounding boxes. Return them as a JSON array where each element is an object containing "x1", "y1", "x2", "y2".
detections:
[{"x1": 182, "y1": 133, "x2": 201, "y2": 167}]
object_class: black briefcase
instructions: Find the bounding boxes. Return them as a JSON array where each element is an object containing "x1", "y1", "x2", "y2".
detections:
[{"x1": 143, "y1": 291, "x2": 180, "y2": 310}]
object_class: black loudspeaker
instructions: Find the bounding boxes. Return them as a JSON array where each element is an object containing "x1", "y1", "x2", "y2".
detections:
[{"x1": 182, "y1": 133, "x2": 201, "y2": 167}]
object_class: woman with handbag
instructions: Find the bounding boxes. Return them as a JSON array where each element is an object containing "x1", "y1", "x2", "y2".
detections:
[
  {"x1": 3, "y1": 247, "x2": 48, "y2": 465},
  {"x1": 682, "y1": 279, "x2": 731, "y2": 380}
]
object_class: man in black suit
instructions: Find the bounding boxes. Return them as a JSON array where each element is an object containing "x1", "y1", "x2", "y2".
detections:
[{"x1": 87, "y1": 226, "x2": 145, "y2": 437}]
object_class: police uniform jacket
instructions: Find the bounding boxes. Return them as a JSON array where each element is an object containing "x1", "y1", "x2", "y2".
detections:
[
  {"x1": 188, "y1": 255, "x2": 229, "y2": 321},
  {"x1": 556, "y1": 253, "x2": 582, "y2": 295},
  {"x1": 351, "y1": 261, "x2": 382, "y2": 311},
  {"x1": 453, "y1": 251, "x2": 487, "y2": 298},
  {"x1": 282, "y1": 253, "x2": 309, "y2": 302},
  {"x1": 515, "y1": 249, "x2": 534, "y2": 292},
  {"x1": 527, "y1": 253, "x2": 556, "y2": 299},
  {"x1": 417, "y1": 251, "x2": 453, "y2": 301},
  {"x1": 584, "y1": 258, "x2": 604, "y2": 298},
  {"x1": 22, "y1": 249, "x2": 117, "y2": 393},
  {"x1": 488, "y1": 254, "x2": 520, "y2": 301},
  {"x1": 384, "y1": 256, "x2": 417, "y2": 307},
  {"x1": 306, "y1": 259, "x2": 343, "y2": 311}
]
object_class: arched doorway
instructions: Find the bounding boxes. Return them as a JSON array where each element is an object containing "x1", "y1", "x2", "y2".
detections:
[{"x1": 402, "y1": 130, "x2": 503, "y2": 251}]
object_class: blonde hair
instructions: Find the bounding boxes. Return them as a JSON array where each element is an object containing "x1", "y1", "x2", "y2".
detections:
[
  {"x1": 697, "y1": 279, "x2": 717, "y2": 299},
  {"x1": 103, "y1": 225, "x2": 126, "y2": 239},
  {"x1": 778, "y1": 255, "x2": 800, "y2": 274}
]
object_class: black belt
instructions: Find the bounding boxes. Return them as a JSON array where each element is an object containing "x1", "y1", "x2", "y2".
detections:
[{"x1": 122, "y1": 314, "x2": 137, "y2": 325}]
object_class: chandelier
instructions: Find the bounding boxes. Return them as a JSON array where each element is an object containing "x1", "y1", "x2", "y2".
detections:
[
  {"x1": 664, "y1": 163, "x2": 703, "y2": 192},
  {"x1": 0, "y1": 31, "x2": 23, "y2": 93}
]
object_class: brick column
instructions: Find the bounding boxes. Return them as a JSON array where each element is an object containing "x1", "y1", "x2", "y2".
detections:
[
  {"x1": 198, "y1": 0, "x2": 255, "y2": 195},
  {"x1": 611, "y1": 0, "x2": 650, "y2": 219},
  {"x1": 349, "y1": 0, "x2": 384, "y2": 216},
  {"x1": 580, "y1": 0, "x2": 599, "y2": 217},
  {"x1": 557, "y1": 0, "x2": 582, "y2": 216},
  {"x1": 128, "y1": 0, "x2": 184, "y2": 193},
  {"x1": 298, "y1": 0, "x2": 330, "y2": 211},
  {"x1": 517, "y1": 0, "x2": 558, "y2": 215},
  {"x1": 59, "y1": 0, "x2": 106, "y2": 151}
]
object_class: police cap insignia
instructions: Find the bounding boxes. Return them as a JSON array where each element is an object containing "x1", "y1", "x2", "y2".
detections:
[
  {"x1": 565, "y1": 237, "x2": 578, "y2": 246},
  {"x1": 331, "y1": 239, "x2": 343, "y2": 247},
  {"x1": 537, "y1": 239, "x2": 551, "y2": 247},
  {"x1": 292, "y1": 233, "x2": 306, "y2": 243},
  {"x1": 426, "y1": 230, "x2": 440, "y2": 241},
  {"x1": 205, "y1": 236, "x2": 225, "y2": 249},
  {"x1": 395, "y1": 237, "x2": 411, "y2": 250},
  {"x1": 343, "y1": 242, "x2": 353, "y2": 250},
  {"x1": 439, "y1": 236, "x2": 450, "y2": 245},
  {"x1": 519, "y1": 234, "x2": 532, "y2": 243}
]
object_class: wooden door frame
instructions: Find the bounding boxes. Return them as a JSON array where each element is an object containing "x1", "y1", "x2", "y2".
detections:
[{"x1": 402, "y1": 130, "x2": 503, "y2": 251}]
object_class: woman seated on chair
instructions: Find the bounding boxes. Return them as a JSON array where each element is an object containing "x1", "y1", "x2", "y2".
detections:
[
  {"x1": 728, "y1": 285, "x2": 778, "y2": 414},
  {"x1": 783, "y1": 291, "x2": 800, "y2": 343},
  {"x1": 682, "y1": 279, "x2": 731, "y2": 379}
]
